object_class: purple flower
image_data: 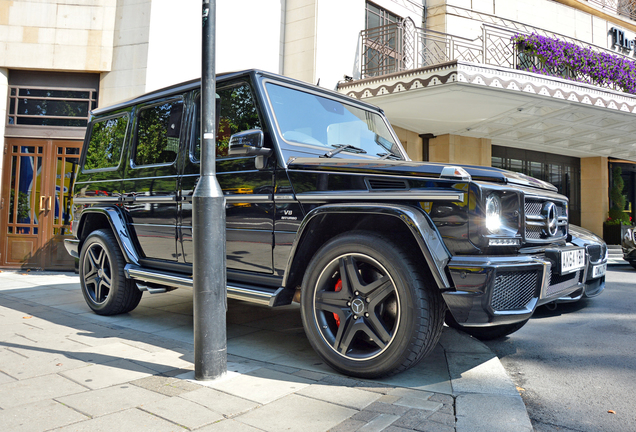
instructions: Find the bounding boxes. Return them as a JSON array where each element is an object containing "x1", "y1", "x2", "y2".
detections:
[{"x1": 511, "y1": 33, "x2": 636, "y2": 94}]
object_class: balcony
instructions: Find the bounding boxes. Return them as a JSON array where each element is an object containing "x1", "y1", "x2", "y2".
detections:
[
  {"x1": 587, "y1": 0, "x2": 636, "y2": 21},
  {"x1": 360, "y1": 18, "x2": 636, "y2": 95},
  {"x1": 341, "y1": 18, "x2": 636, "y2": 162}
]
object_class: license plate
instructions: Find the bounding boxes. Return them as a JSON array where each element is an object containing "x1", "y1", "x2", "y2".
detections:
[
  {"x1": 592, "y1": 263, "x2": 607, "y2": 278},
  {"x1": 561, "y1": 248, "x2": 586, "y2": 274}
]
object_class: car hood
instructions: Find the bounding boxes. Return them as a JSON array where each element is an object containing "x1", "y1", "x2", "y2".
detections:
[{"x1": 287, "y1": 158, "x2": 558, "y2": 192}]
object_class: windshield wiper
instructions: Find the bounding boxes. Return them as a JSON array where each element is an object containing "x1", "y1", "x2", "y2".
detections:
[
  {"x1": 377, "y1": 152, "x2": 401, "y2": 160},
  {"x1": 321, "y1": 144, "x2": 367, "y2": 158}
]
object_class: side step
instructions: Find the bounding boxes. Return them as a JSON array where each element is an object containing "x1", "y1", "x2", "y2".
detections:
[{"x1": 124, "y1": 264, "x2": 291, "y2": 307}]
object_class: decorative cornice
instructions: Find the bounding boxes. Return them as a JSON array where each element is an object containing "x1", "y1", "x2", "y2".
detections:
[{"x1": 339, "y1": 62, "x2": 636, "y2": 114}]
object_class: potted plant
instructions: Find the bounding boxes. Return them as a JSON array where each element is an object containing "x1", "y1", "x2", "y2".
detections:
[{"x1": 603, "y1": 166, "x2": 631, "y2": 244}]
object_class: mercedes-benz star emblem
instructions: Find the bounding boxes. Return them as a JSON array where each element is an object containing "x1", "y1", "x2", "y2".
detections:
[
  {"x1": 541, "y1": 202, "x2": 558, "y2": 237},
  {"x1": 351, "y1": 298, "x2": 365, "y2": 315}
]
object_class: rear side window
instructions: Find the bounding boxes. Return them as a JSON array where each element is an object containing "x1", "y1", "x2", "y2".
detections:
[
  {"x1": 134, "y1": 99, "x2": 184, "y2": 166},
  {"x1": 84, "y1": 114, "x2": 128, "y2": 171}
]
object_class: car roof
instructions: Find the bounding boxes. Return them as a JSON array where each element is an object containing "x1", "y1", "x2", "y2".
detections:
[{"x1": 91, "y1": 69, "x2": 383, "y2": 117}]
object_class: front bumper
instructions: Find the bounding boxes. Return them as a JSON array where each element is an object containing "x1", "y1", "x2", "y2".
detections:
[{"x1": 442, "y1": 247, "x2": 586, "y2": 327}]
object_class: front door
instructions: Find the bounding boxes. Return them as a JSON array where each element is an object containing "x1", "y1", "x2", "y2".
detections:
[{"x1": 1, "y1": 138, "x2": 82, "y2": 270}]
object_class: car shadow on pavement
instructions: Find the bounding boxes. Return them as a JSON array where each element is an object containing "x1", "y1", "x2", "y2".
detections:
[{"x1": 0, "y1": 271, "x2": 456, "y2": 393}]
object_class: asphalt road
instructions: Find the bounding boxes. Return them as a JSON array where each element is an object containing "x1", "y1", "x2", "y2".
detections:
[{"x1": 483, "y1": 266, "x2": 636, "y2": 432}]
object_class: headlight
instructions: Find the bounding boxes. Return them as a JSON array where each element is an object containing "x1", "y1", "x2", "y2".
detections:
[{"x1": 485, "y1": 194, "x2": 502, "y2": 233}]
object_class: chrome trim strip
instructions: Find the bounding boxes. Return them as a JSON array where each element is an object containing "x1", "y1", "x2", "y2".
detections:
[
  {"x1": 130, "y1": 223, "x2": 176, "y2": 228},
  {"x1": 274, "y1": 194, "x2": 295, "y2": 201},
  {"x1": 227, "y1": 285, "x2": 276, "y2": 306},
  {"x1": 225, "y1": 194, "x2": 272, "y2": 203},
  {"x1": 134, "y1": 195, "x2": 176, "y2": 203},
  {"x1": 296, "y1": 191, "x2": 465, "y2": 203},
  {"x1": 74, "y1": 196, "x2": 120, "y2": 204},
  {"x1": 182, "y1": 194, "x2": 272, "y2": 204}
]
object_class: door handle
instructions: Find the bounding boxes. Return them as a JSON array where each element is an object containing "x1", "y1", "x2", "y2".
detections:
[{"x1": 39, "y1": 196, "x2": 53, "y2": 212}]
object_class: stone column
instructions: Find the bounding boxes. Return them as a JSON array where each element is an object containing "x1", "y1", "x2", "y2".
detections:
[
  {"x1": 0, "y1": 68, "x2": 8, "y2": 182},
  {"x1": 428, "y1": 134, "x2": 492, "y2": 166},
  {"x1": 580, "y1": 157, "x2": 609, "y2": 237},
  {"x1": 393, "y1": 126, "x2": 424, "y2": 161}
]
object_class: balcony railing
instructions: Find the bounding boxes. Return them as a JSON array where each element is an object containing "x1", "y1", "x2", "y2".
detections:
[
  {"x1": 588, "y1": 0, "x2": 636, "y2": 21},
  {"x1": 360, "y1": 18, "x2": 636, "y2": 94}
]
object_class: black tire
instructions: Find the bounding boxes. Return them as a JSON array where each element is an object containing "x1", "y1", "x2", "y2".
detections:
[
  {"x1": 300, "y1": 231, "x2": 445, "y2": 378},
  {"x1": 79, "y1": 229, "x2": 142, "y2": 315},
  {"x1": 630, "y1": 261, "x2": 636, "y2": 270},
  {"x1": 445, "y1": 311, "x2": 528, "y2": 341}
]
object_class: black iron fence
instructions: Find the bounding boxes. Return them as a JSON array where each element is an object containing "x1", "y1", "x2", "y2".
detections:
[
  {"x1": 588, "y1": 0, "x2": 636, "y2": 21},
  {"x1": 360, "y1": 19, "x2": 636, "y2": 94}
]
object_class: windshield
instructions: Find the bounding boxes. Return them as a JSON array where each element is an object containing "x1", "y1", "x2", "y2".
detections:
[{"x1": 265, "y1": 83, "x2": 404, "y2": 159}]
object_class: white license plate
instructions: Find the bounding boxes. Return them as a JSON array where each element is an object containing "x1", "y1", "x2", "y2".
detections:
[
  {"x1": 592, "y1": 263, "x2": 607, "y2": 278},
  {"x1": 561, "y1": 249, "x2": 586, "y2": 274}
]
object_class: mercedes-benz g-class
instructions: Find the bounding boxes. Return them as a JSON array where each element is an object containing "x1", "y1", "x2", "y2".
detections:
[{"x1": 65, "y1": 70, "x2": 587, "y2": 377}]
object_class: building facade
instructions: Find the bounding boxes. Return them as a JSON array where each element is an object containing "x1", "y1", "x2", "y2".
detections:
[{"x1": 1, "y1": 0, "x2": 635, "y2": 269}]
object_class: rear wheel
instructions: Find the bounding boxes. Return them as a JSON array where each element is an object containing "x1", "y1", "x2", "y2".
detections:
[
  {"x1": 630, "y1": 261, "x2": 636, "y2": 270},
  {"x1": 445, "y1": 311, "x2": 528, "y2": 340},
  {"x1": 79, "y1": 229, "x2": 142, "y2": 315},
  {"x1": 300, "y1": 231, "x2": 445, "y2": 378}
]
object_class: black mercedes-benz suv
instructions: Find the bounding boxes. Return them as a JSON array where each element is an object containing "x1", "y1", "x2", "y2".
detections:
[{"x1": 65, "y1": 70, "x2": 587, "y2": 377}]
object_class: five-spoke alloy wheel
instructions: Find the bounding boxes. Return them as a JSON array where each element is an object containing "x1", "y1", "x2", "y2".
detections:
[
  {"x1": 301, "y1": 231, "x2": 445, "y2": 378},
  {"x1": 79, "y1": 229, "x2": 142, "y2": 315}
]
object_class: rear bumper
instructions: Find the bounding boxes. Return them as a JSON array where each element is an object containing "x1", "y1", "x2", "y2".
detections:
[
  {"x1": 443, "y1": 249, "x2": 585, "y2": 327},
  {"x1": 64, "y1": 239, "x2": 80, "y2": 259}
]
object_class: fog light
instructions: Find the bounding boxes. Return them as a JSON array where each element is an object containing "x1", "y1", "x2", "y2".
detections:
[{"x1": 489, "y1": 238, "x2": 520, "y2": 246}]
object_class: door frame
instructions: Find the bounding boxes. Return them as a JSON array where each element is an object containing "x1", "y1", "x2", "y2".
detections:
[{"x1": 0, "y1": 138, "x2": 82, "y2": 270}]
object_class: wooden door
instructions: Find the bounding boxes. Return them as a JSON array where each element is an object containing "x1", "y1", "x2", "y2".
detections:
[
  {"x1": 1, "y1": 138, "x2": 82, "y2": 270},
  {"x1": 42, "y1": 141, "x2": 82, "y2": 270}
]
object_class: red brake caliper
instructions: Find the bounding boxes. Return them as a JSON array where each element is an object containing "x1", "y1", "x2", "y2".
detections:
[{"x1": 333, "y1": 279, "x2": 343, "y2": 327}]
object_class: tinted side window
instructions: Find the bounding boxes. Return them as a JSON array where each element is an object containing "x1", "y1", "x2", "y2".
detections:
[
  {"x1": 84, "y1": 114, "x2": 128, "y2": 171},
  {"x1": 193, "y1": 83, "x2": 261, "y2": 160},
  {"x1": 134, "y1": 99, "x2": 183, "y2": 166}
]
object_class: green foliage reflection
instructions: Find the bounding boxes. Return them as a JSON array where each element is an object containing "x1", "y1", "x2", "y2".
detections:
[
  {"x1": 85, "y1": 115, "x2": 128, "y2": 170},
  {"x1": 195, "y1": 83, "x2": 261, "y2": 160}
]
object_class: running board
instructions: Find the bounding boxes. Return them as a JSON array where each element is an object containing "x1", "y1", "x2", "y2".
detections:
[{"x1": 124, "y1": 264, "x2": 291, "y2": 307}]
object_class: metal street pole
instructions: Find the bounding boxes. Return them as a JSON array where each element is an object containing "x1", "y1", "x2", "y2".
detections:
[{"x1": 193, "y1": 0, "x2": 227, "y2": 381}]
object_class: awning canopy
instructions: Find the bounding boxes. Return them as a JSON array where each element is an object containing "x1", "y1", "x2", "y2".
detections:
[{"x1": 339, "y1": 61, "x2": 636, "y2": 161}]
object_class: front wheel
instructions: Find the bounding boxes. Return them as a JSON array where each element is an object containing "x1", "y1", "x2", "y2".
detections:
[
  {"x1": 300, "y1": 231, "x2": 445, "y2": 378},
  {"x1": 630, "y1": 261, "x2": 636, "y2": 270},
  {"x1": 445, "y1": 311, "x2": 528, "y2": 340},
  {"x1": 79, "y1": 229, "x2": 142, "y2": 315}
]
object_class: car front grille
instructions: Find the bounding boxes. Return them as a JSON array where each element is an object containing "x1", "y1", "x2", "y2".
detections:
[
  {"x1": 524, "y1": 197, "x2": 568, "y2": 243},
  {"x1": 491, "y1": 270, "x2": 539, "y2": 311}
]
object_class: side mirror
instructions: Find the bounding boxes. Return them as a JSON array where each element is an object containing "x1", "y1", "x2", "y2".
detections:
[
  {"x1": 228, "y1": 130, "x2": 271, "y2": 156},
  {"x1": 228, "y1": 130, "x2": 273, "y2": 169}
]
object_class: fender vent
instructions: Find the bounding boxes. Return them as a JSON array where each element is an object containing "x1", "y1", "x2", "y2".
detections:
[{"x1": 366, "y1": 178, "x2": 409, "y2": 191}]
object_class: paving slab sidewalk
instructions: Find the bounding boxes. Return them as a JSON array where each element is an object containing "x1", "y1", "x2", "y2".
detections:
[{"x1": 0, "y1": 270, "x2": 531, "y2": 432}]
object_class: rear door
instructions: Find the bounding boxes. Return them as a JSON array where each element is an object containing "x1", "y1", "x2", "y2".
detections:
[{"x1": 123, "y1": 97, "x2": 184, "y2": 262}]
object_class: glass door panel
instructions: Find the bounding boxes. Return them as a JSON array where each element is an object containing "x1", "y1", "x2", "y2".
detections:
[
  {"x1": 43, "y1": 141, "x2": 82, "y2": 270},
  {"x1": 1, "y1": 141, "x2": 46, "y2": 267}
]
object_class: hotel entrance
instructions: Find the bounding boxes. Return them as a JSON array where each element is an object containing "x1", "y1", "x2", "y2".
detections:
[
  {"x1": 0, "y1": 70, "x2": 98, "y2": 270},
  {"x1": 0, "y1": 139, "x2": 82, "y2": 270}
]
